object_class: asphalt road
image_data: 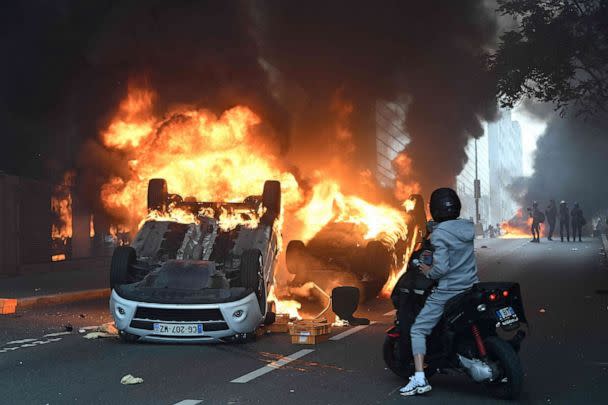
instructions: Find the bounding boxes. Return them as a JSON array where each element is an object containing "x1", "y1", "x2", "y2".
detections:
[{"x1": 1, "y1": 237, "x2": 607, "y2": 405}]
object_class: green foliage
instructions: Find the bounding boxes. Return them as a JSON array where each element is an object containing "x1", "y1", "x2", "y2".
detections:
[{"x1": 491, "y1": 0, "x2": 608, "y2": 117}]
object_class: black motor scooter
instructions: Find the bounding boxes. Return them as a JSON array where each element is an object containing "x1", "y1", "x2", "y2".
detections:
[{"x1": 383, "y1": 240, "x2": 528, "y2": 400}]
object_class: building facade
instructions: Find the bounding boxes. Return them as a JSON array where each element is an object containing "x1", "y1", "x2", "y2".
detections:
[
  {"x1": 455, "y1": 109, "x2": 523, "y2": 230},
  {"x1": 375, "y1": 100, "x2": 410, "y2": 188},
  {"x1": 373, "y1": 101, "x2": 523, "y2": 232},
  {"x1": 456, "y1": 126, "x2": 491, "y2": 228},
  {"x1": 487, "y1": 110, "x2": 523, "y2": 225}
]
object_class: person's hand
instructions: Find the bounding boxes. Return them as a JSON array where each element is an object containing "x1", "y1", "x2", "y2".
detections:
[{"x1": 419, "y1": 262, "x2": 431, "y2": 276}]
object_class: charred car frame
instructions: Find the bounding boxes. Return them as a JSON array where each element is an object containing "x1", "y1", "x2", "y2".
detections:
[{"x1": 109, "y1": 178, "x2": 281, "y2": 343}]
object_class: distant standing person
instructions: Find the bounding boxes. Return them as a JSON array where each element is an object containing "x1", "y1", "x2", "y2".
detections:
[
  {"x1": 530, "y1": 201, "x2": 543, "y2": 243},
  {"x1": 559, "y1": 201, "x2": 570, "y2": 242},
  {"x1": 545, "y1": 199, "x2": 557, "y2": 241},
  {"x1": 571, "y1": 202, "x2": 585, "y2": 242}
]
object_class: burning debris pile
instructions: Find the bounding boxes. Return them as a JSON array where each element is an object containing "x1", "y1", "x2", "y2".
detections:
[{"x1": 500, "y1": 208, "x2": 544, "y2": 239}]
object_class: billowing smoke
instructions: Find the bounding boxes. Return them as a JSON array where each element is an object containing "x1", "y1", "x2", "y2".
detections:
[
  {"x1": 512, "y1": 113, "x2": 608, "y2": 221},
  {"x1": 1, "y1": 0, "x2": 498, "y2": 203},
  {"x1": 254, "y1": 1, "x2": 498, "y2": 196}
]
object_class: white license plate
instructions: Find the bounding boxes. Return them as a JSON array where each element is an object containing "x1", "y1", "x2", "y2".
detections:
[
  {"x1": 153, "y1": 323, "x2": 203, "y2": 336},
  {"x1": 496, "y1": 306, "x2": 517, "y2": 322}
]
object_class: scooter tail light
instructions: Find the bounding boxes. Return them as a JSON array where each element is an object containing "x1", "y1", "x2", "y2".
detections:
[
  {"x1": 502, "y1": 290, "x2": 509, "y2": 298},
  {"x1": 489, "y1": 293, "x2": 497, "y2": 301}
]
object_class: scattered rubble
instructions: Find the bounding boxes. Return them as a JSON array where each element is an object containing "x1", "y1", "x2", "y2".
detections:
[
  {"x1": 82, "y1": 322, "x2": 119, "y2": 339},
  {"x1": 120, "y1": 374, "x2": 144, "y2": 385},
  {"x1": 289, "y1": 319, "x2": 332, "y2": 345}
]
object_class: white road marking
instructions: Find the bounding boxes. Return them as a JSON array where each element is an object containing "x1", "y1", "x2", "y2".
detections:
[
  {"x1": 43, "y1": 331, "x2": 72, "y2": 337},
  {"x1": 0, "y1": 337, "x2": 64, "y2": 354},
  {"x1": 171, "y1": 400, "x2": 203, "y2": 405},
  {"x1": 384, "y1": 309, "x2": 396, "y2": 317},
  {"x1": 329, "y1": 323, "x2": 374, "y2": 341},
  {"x1": 6, "y1": 338, "x2": 36, "y2": 345},
  {"x1": 231, "y1": 349, "x2": 315, "y2": 384}
]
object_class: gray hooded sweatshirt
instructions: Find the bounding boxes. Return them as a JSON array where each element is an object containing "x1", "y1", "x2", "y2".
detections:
[{"x1": 427, "y1": 219, "x2": 479, "y2": 291}]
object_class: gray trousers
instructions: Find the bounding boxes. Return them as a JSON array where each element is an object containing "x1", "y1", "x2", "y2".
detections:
[{"x1": 410, "y1": 289, "x2": 463, "y2": 355}]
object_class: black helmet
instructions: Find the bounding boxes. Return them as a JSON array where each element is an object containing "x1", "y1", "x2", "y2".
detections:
[{"x1": 430, "y1": 188, "x2": 461, "y2": 222}]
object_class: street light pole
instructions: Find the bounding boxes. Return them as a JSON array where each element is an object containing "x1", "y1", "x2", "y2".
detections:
[{"x1": 474, "y1": 138, "x2": 481, "y2": 225}]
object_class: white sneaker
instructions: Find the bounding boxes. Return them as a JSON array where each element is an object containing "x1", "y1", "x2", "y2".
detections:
[{"x1": 399, "y1": 375, "x2": 432, "y2": 396}]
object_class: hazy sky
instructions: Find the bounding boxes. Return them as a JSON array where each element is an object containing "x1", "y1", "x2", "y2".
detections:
[{"x1": 512, "y1": 105, "x2": 548, "y2": 177}]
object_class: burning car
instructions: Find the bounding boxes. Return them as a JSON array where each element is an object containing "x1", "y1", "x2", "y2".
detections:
[
  {"x1": 109, "y1": 178, "x2": 281, "y2": 343},
  {"x1": 285, "y1": 194, "x2": 428, "y2": 302}
]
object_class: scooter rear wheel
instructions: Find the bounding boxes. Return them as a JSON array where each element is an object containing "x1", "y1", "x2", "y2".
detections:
[{"x1": 483, "y1": 336, "x2": 523, "y2": 400}]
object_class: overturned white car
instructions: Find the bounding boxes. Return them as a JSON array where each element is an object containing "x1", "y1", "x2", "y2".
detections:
[{"x1": 109, "y1": 178, "x2": 280, "y2": 343}]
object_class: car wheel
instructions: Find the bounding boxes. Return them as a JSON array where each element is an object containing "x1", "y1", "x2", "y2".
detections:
[
  {"x1": 261, "y1": 180, "x2": 281, "y2": 225},
  {"x1": 286, "y1": 240, "x2": 307, "y2": 275},
  {"x1": 119, "y1": 330, "x2": 139, "y2": 343},
  {"x1": 365, "y1": 241, "x2": 393, "y2": 280},
  {"x1": 240, "y1": 249, "x2": 265, "y2": 313},
  {"x1": 110, "y1": 246, "x2": 136, "y2": 289},
  {"x1": 147, "y1": 178, "x2": 168, "y2": 212}
]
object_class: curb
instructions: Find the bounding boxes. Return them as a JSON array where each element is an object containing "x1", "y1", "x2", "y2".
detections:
[
  {"x1": 0, "y1": 288, "x2": 110, "y2": 315},
  {"x1": 602, "y1": 234, "x2": 608, "y2": 256}
]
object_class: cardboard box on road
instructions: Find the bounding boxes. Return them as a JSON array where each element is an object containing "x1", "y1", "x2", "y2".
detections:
[{"x1": 289, "y1": 318, "x2": 332, "y2": 345}]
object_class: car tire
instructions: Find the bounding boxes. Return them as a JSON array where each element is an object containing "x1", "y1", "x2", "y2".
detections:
[
  {"x1": 264, "y1": 310, "x2": 276, "y2": 326},
  {"x1": 110, "y1": 246, "x2": 136, "y2": 289},
  {"x1": 261, "y1": 180, "x2": 281, "y2": 225},
  {"x1": 364, "y1": 241, "x2": 393, "y2": 280},
  {"x1": 240, "y1": 249, "x2": 265, "y2": 313},
  {"x1": 119, "y1": 330, "x2": 139, "y2": 343},
  {"x1": 147, "y1": 178, "x2": 168, "y2": 212},
  {"x1": 286, "y1": 240, "x2": 307, "y2": 275}
]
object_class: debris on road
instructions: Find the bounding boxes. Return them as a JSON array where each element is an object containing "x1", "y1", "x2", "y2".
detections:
[
  {"x1": 265, "y1": 313, "x2": 291, "y2": 333},
  {"x1": 481, "y1": 245, "x2": 488, "y2": 249},
  {"x1": 332, "y1": 316, "x2": 349, "y2": 327},
  {"x1": 82, "y1": 322, "x2": 119, "y2": 339},
  {"x1": 290, "y1": 319, "x2": 332, "y2": 345},
  {"x1": 572, "y1": 248, "x2": 579, "y2": 251},
  {"x1": 120, "y1": 374, "x2": 144, "y2": 385},
  {"x1": 539, "y1": 308, "x2": 547, "y2": 313}
]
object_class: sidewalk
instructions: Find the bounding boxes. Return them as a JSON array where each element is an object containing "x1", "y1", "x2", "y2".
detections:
[{"x1": 0, "y1": 257, "x2": 110, "y2": 314}]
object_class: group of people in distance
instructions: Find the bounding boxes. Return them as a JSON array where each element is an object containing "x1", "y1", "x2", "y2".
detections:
[{"x1": 529, "y1": 199, "x2": 586, "y2": 243}]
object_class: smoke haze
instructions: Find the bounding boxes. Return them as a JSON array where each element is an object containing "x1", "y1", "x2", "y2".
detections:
[
  {"x1": 1, "y1": 0, "x2": 499, "y2": 204},
  {"x1": 512, "y1": 114, "x2": 608, "y2": 220}
]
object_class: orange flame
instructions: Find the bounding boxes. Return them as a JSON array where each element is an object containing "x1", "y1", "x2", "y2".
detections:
[
  {"x1": 500, "y1": 208, "x2": 539, "y2": 239},
  {"x1": 51, "y1": 171, "x2": 74, "y2": 240},
  {"x1": 89, "y1": 214, "x2": 95, "y2": 238},
  {"x1": 99, "y1": 86, "x2": 422, "y2": 317}
]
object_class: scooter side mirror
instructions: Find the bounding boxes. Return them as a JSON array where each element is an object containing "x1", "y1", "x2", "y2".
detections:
[{"x1": 331, "y1": 286, "x2": 370, "y2": 326}]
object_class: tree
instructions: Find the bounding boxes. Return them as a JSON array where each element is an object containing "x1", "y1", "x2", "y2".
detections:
[{"x1": 491, "y1": 0, "x2": 608, "y2": 117}]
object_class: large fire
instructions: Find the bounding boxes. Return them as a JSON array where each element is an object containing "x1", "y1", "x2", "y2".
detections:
[
  {"x1": 99, "y1": 86, "x2": 420, "y2": 315},
  {"x1": 51, "y1": 171, "x2": 74, "y2": 241},
  {"x1": 500, "y1": 208, "x2": 541, "y2": 239}
]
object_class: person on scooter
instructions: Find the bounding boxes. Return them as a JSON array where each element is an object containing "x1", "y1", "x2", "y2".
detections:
[{"x1": 400, "y1": 188, "x2": 479, "y2": 397}]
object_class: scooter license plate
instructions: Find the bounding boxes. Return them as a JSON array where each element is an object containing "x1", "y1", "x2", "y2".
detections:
[{"x1": 496, "y1": 306, "x2": 518, "y2": 325}]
